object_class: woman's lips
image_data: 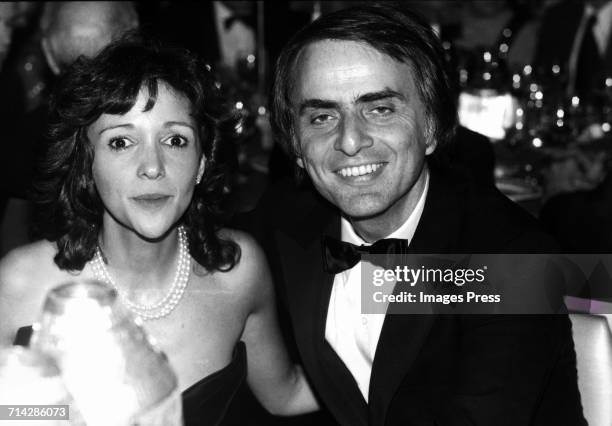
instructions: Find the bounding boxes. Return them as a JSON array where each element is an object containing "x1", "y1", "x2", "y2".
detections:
[{"x1": 131, "y1": 194, "x2": 172, "y2": 209}]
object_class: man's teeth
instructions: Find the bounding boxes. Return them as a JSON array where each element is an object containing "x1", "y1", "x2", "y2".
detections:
[{"x1": 338, "y1": 163, "x2": 382, "y2": 177}]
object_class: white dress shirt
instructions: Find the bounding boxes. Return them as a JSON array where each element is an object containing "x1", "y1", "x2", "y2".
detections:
[{"x1": 324, "y1": 171, "x2": 429, "y2": 402}]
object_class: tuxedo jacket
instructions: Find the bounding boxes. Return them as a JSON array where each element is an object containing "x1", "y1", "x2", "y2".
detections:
[{"x1": 243, "y1": 168, "x2": 585, "y2": 426}]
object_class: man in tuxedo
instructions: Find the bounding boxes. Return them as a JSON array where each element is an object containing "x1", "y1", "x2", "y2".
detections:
[
  {"x1": 535, "y1": 0, "x2": 612, "y2": 98},
  {"x1": 248, "y1": 5, "x2": 585, "y2": 425}
]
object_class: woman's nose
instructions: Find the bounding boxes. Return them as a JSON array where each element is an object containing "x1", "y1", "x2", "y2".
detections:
[{"x1": 137, "y1": 144, "x2": 165, "y2": 179}]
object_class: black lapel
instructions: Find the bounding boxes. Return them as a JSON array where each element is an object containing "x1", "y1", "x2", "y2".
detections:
[
  {"x1": 368, "y1": 170, "x2": 465, "y2": 425},
  {"x1": 275, "y1": 189, "x2": 368, "y2": 426}
]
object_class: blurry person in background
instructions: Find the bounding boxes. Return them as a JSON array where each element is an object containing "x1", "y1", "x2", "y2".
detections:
[
  {"x1": 0, "y1": 1, "x2": 138, "y2": 257},
  {"x1": 0, "y1": 2, "x2": 16, "y2": 70},
  {"x1": 535, "y1": 0, "x2": 612, "y2": 98},
  {"x1": 39, "y1": 1, "x2": 138, "y2": 75}
]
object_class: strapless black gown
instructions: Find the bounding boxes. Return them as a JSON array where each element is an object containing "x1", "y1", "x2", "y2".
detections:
[{"x1": 14, "y1": 326, "x2": 247, "y2": 426}]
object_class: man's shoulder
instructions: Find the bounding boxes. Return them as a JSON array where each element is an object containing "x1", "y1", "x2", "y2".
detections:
[{"x1": 427, "y1": 169, "x2": 557, "y2": 252}]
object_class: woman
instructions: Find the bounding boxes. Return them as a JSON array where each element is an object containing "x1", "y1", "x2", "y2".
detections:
[{"x1": 0, "y1": 36, "x2": 317, "y2": 423}]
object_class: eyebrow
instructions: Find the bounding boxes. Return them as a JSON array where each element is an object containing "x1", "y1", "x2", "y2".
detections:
[
  {"x1": 164, "y1": 121, "x2": 196, "y2": 132},
  {"x1": 98, "y1": 121, "x2": 195, "y2": 135},
  {"x1": 297, "y1": 89, "x2": 406, "y2": 115},
  {"x1": 356, "y1": 89, "x2": 405, "y2": 104},
  {"x1": 98, "y1": 124, "x2": 134, "y2": 135}
]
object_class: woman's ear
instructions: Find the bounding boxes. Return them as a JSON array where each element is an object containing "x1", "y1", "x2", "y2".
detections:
[{"x1": 196, "y1": 155, "x2": 206, "y2": 184}]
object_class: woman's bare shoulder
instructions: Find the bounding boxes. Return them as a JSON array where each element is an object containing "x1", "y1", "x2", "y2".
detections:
[
  {"x1": 212, "y1": 228, "x2": 272, "y2": 301},
  {"x1": 0, "y1": 240, "x2": 59, "y2": 282},
  {"x1": 0, "y1": 240, "x2": 78, "y2": 301}
]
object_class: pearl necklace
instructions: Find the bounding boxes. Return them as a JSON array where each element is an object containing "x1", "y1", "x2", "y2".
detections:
[{"x1": 91, "y1": 226, "x2": 191, "y2": 321}]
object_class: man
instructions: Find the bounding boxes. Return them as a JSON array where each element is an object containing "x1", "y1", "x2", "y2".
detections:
[
  {"x1": 247, "y1": 5, "x2": 585, "y2": 425},
  {"x1": 535, "y1": 0, "x2": 612, "y2": 98},
  {"x1": 39, "y1": 1, "x2": 138, "y2": 75}
]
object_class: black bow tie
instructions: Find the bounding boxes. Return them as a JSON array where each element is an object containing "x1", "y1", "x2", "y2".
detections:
[{"x1": 322, "y1": 236, "x2": 409, "y2": 274}]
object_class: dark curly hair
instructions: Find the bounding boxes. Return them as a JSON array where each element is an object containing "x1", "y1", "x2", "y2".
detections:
[{"x1": 34, "y1": 34, "x2": 240, "y2": 272}]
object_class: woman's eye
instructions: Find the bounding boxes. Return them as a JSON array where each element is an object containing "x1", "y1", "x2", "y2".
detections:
[
  {"x1": 108, "y1": 137, "x2": 133, "y2": 151},
  {"x1": 164, "y1": 135, "x2": 188, "y2": 148}
]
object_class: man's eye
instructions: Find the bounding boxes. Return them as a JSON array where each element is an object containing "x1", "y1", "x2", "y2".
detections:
[
  {"x1": 311, "y1": 114, "x2": 334, "y2": 125},
  {"x1": 371, "y1": 106, "x2": 393, "y2": 115},
  {"x1": 164, "y1": 135, "x2": 188, "y2": 148},
  {"x1": 108, "y1": 137, "x2": 133, "y2": 151}
]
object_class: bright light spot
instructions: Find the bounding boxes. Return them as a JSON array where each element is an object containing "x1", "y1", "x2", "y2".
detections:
[
  {"x1": 516, "y1": 108, "x2": 524, "y2": 117},
  {"x1": 556, "y1": 119, "x2": 564, "y2": 127},
  {"x1": 499, "y1": 43, "x2": 509, "y2": 53},
  {"x1": 235, "y1": 123, "x2": 243, "y2": 134},
  {"x1": 571, "y1": 96, "x2": 580, "y2": 107},
  {"x1": 214, "y1": 82, "x2": 221, "y2": 89},
  {"x1": 442, "y1": 41, "x2": 451, "y2": 50},
  {"x1": 483, "y1": 51, "x2": 492, "y2": 62},
  {"x1": 532, "y1": 138, "x2": 543, "y2": 148},
  {"x1": 556, "y1": 108, "x2": 564, "y2": 118},
  {"x1": 552, "y1": 64, "x2": 561, "y2": 74},
  {"x1": 535, "y1": 100, "x2": 543, "y2": 108},
  {"x1": 205, "y1": 64, "x2": 212, "y2": 71},
  {"x1": 606, "y1": 78, "x2": 612, "y2": 87},
  {"x1": 257, "y1": 106, "x2": 267, "y2": 115},
  {"x1": 529, "y1": 83, "x2": 538, "y2": 92},
  {"x1": 503, "y1": 28, "x2": 512, "y2": 38},
  {"x1": 483, "y1": 72, "x2": 491, "y2": 81},
  {"x1": 460, "y1": 69, "x2": 468, "y2": 83},
  {"x1": 235, "y1": 101, "x2": 244, "y2": 110},
  {"x1": 247, "y1": 54, "x2": 256, "y2": 64},
  {"x1": 523, "y1": 65, "x2": 532, "y2": 75},
  {"x1": 513, "y1": 74, "x2": 521, "y2": 83},
  {"x1": 603, "y1": 122, "x2": 611, "y2": 132},
  {"x1": 535, "y1": 91, "x2": 543, "y2": 100},
  {"x1": 516, "y1": 122, "x2": 524, "y2": 130}
]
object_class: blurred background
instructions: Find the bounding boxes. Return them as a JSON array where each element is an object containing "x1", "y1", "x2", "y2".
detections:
[
  {"x1": 2, "y1": 0, "x2": 612, "y2": 256},
  {"x1": 2, "y1": 2, "x2": 612, "y2": 425}
]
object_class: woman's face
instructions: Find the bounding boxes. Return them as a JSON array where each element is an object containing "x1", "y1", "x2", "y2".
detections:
[{"x1": 88, "y1": 82, "x2": 204, "y2": 240}]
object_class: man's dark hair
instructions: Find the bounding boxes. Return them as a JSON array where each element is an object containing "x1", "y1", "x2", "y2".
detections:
[
  {"x1": 271, "y1": 3, "x2": 457, "y2": 160},
  {"x1": 34, "y1": 34, "x2": 240, "y2": 272}
]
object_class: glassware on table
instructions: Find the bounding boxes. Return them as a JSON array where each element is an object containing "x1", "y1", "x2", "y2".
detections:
[{"x1": 30, "y1": 279, "x2": 182, "y2": 426}]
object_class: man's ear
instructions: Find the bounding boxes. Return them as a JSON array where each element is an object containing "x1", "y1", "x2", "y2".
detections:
[
  {"x1": 41, "y1": 37, "x2": 61, "y2": 75},
  {"x1": 424, "y1": 121, "x2": 437, "y2": 155},
  {"x1": 425, "y1": 138, "x2": 437, "y2": 155}
]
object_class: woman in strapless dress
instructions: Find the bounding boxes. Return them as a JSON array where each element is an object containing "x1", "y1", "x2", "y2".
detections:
[{"x1": 0, "y1": 35, "x2": 318, "y2": 424}]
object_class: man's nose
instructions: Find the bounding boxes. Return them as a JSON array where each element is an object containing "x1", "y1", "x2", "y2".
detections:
[
  {"x1": 137, "y1": 144, "x2": 165, "y2": 180},
  {"x1": 334, "y1": 114, "x2": 373, "y2": 156}
]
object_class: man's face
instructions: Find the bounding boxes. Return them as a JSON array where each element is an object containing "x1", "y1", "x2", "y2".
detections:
[{"x1": 292, "y1": 40, "x2": 435, "y2": 231}]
